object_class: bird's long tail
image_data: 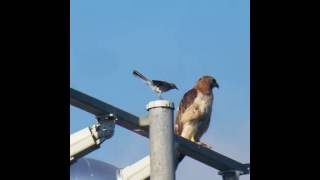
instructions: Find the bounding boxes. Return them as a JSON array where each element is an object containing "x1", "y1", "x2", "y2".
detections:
[{"x1": 133, "y1": 70, "x2": 151, "y2": 82}]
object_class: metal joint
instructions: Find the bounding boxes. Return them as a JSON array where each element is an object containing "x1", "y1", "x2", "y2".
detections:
[
  {"x1": 96, "y1": 113, "x2": 118, "y2": 122},
  {"x1": 138, "y1": 115, "x2": 150, "y2": 127},
  {"x1": 95, "y1": 114, "x2": 116, "y2": 140},
  {"x1": 218, "y1": 170, "x2": 242, "y2": 180}
]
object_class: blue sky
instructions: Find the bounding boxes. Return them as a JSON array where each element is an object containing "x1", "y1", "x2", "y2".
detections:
[{"x1": 70, "y1": 0, "x2": 250, "y2": 179}]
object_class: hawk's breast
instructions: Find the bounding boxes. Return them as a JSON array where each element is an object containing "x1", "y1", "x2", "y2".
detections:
[{"x1": 180, "y1": 91, "x2": 213, "y2": 124}]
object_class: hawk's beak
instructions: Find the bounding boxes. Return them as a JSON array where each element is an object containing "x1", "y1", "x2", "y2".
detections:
[{"x1": 215, "y1": 83, "x2": 219, "y2": 89}]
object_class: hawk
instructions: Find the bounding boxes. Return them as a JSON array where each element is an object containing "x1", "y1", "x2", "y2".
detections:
[{"x1": 175, "y1": 75, "x2": 219, "y2": 166}]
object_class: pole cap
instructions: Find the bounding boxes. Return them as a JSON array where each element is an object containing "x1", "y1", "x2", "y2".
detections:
[{"x1": 146, "y1": 100, "x2": 174, "y2": 111}]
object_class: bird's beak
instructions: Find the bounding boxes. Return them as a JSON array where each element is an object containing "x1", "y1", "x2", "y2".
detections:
[
  {"x1": 215, "y1": 83, "x2": 219, "y2": 89},
  {"x1": 176, "y1": 87, "x2": 179, "y2": 90}
]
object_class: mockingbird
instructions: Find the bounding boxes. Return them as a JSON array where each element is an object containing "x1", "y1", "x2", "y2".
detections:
[{"x1": 132, "y1": 70, "x2": 178, "y2": 99}]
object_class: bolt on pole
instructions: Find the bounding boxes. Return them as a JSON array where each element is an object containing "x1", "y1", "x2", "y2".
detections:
[{"x1": 147, "y1": 100, "x2": 175, "y2": 180}]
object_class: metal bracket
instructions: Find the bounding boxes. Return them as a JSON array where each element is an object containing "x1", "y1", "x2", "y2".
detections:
[
  {"x1": 95, "y1": 114, "x2": 117, "y2": 141},
  {"x1": 218, "y1": 170, "x2": 242, "y2": 180},
  {"x1": 138, "y1": 115, "x2": 150, "y2": 127}
]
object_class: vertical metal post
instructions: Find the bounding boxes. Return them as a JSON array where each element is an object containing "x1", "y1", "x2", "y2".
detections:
[
  {"x1": 147, "y1": 100, "x2": 175, "y2": 180},
  {"x1": 218, "y1": 170, "x2": 241, "y2": 180}
]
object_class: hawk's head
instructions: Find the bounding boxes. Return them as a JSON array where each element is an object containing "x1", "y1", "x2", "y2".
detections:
[{"x1": 196, "y1": 76, "x2": 219, "y2": 94}]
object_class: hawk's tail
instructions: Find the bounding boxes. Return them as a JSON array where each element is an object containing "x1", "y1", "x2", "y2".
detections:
[{"x1": 133, "y1": 70, "x2": 151, "y2": 82}]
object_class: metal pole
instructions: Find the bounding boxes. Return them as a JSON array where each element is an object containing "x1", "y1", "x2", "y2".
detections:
[
  {"x1": 147, "y1": 100, "x2": 175, "y2": 180},
  {"x1": 218, "y1": 170, "x2": 241, "y2": 180}
]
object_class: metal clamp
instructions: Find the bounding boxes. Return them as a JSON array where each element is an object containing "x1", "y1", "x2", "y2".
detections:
[
  {"x1": 95, "y1": 114, "x2": 117, "y2": 141},
  {"x1": 218, "y1": 170, "x2": 242, "y2": 180}
]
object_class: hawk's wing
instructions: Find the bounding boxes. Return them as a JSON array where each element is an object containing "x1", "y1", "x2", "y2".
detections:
[{"x1": 175, "y1": 88, "x2": 197, "y2": 135}]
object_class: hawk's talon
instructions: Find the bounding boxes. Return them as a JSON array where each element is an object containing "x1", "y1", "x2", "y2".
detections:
[{"x1": 196, "y1": 142, "x2": 212, "y2": 149}]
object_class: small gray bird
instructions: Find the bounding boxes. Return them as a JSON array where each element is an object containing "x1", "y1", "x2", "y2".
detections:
[{"x1": 132, "y1": 70, "x2": 178, "y2": 99}]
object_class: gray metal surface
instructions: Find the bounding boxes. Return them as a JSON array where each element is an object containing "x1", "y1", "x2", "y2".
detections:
[
  {"x1": 70, "y1": 158, "x2": 120, "y2": 180},
  {"x1": 147, "y1": 100, "x2": 175, "y2": 180},
  {"x1": 70, "y1": 88, "x2": 250, "y2": 175}
]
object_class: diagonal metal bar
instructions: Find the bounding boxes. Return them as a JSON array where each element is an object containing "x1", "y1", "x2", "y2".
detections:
[
  {"x1": 175, "y1": 136, "x2": 249, "y2": 174},
  {"x1": 70, "y1": 88, "x2": 250, "y2": 175},
  {"x1": 70, "y1": 88, "x2": 149, "y2": 137}
]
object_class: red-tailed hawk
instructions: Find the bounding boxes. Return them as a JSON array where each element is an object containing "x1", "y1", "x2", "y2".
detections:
[{"x1": 175, "y1": 76, "x2": 219, "y2": 166}]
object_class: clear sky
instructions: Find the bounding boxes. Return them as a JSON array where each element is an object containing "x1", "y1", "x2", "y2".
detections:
[{"x1": 70, "y1": 0, "x2": 250, "y2": 179}]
